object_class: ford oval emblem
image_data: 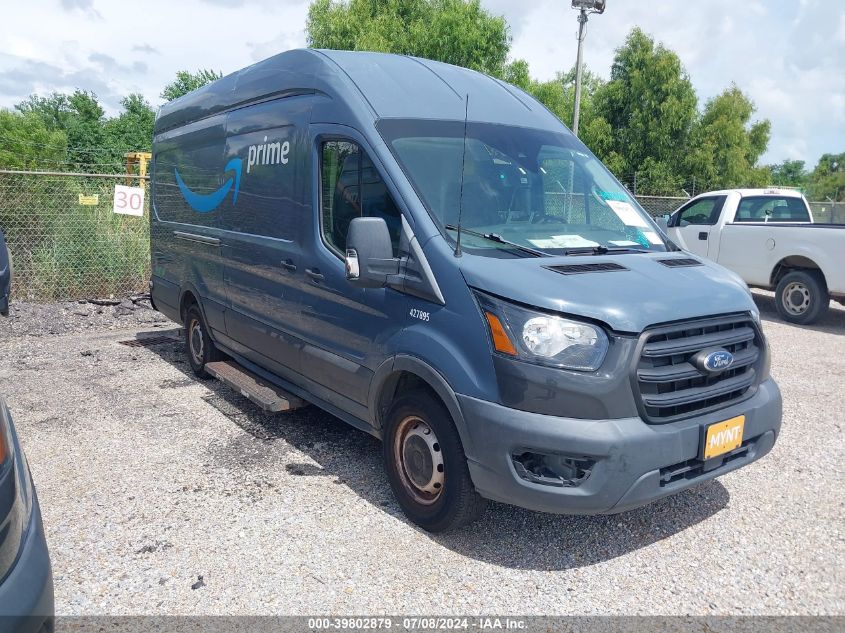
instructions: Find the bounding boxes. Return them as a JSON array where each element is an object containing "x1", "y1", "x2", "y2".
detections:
[{"x1": 701, "y1": 349, "x2": 734, "y2": 374}]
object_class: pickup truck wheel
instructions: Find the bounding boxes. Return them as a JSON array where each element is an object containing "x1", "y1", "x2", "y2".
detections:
[
  {"x1": 184, "y1": 304, "x2": 222, "y2": 378},
  {"x1": 775, "y1": 270, "x2": 829, "y2": 325},
  {"x1": 383, "y1": 390, "x2": 487, "y2": 532}
]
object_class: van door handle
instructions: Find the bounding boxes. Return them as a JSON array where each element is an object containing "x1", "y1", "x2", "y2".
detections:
[
  {"x1": 698, "y1": 231, "x2": 708, "y2": 240},
  {"x1": 281, "y1": 259, "x2": 297, "y2": 272},
  {"x1": 306, "y1": 268, "x2": 324, "y2": 282}
]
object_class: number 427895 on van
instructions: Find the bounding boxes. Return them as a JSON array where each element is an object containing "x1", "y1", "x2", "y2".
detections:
[{"x1": 149, "y1": 49, "x2": 782, "y2": 531}]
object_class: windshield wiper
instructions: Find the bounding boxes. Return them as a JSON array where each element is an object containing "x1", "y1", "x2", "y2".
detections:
[
  {"x1": 445, "y1": 225, "x2": 549, "y2": 258},
  {"x1": 562, "y1": 245, "x2": 649, "y2": 256}
]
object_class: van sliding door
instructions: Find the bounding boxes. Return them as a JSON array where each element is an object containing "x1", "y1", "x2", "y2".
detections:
[{"x1": 218, "y1": 97, "x2": 312, "y2": 376}]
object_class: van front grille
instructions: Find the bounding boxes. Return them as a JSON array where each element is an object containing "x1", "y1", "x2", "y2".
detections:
[{"x1": 634, "y1": 315, "x2": 762, "y2": 423}]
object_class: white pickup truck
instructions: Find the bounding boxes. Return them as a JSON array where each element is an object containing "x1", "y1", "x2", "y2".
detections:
[{"x1": 665, "y1": 188, "x2": 844, "y2": 325}]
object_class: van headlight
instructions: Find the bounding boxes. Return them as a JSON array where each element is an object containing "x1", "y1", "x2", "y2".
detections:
[{"x1": 475, "y1": 291, "x2": 609, "y2": 371}]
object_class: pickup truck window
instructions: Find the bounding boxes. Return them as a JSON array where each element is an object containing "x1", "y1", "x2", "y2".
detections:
[
  {"x1": 735, "y1": 196, "x2": 811, "y2": 223},
  {"x1": 677, "y1": 196, "x2": 725, "y2": 226}
]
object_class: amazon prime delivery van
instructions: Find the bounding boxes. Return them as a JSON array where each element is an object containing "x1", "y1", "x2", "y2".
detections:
[{"x1": 150, "y1": 49, "x2": 782, "y2": 531}]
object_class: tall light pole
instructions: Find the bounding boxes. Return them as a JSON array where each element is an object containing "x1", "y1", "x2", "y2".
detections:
[{"x1": 570, "y1": 0, "x2": 606, "y2": 137}]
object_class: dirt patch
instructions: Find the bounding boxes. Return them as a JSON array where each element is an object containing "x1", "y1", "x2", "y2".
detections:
[{"x1": 0, "y1": 296, "x2": 170, "y2": 340}]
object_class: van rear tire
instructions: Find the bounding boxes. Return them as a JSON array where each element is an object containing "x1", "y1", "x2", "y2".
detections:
[
  {"x1": 383, "y1": 389, "x2": 487, "y2": 532},
  {"x1": 184, "y1": 304, "x2": 222, "y2": 379},
  {"x1": 775, "y1": 270, "x2": 829, "y2": 325}
]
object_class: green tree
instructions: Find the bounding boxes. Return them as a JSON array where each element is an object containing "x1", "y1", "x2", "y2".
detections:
[
  {"x1": 807, "y1": 153, "x2": 845, "y2": 201},
  {"x1": 306, "y1": 0, "x2": 511, "y2": 76},
  {"x1": 685, "y1": 85, "x2": 771, "y2": 190},
  {"x1": 0, "y1": 109, "x2": 68, "y2": 169},
  {"x1": 522, "y1": 67, "x2": 614, "y2": 160},
  {"x1": 64, "y1": 91, "x2": 107, "y2": 168},
  {"x1": 160, "y1": 69, "x2": 223, "y2": 101},
  {"x1": 17, "y1": 90, "x2": 107, "y2": 170},
  {"x1": 16, "y1": 90, "x2": 155, "y2": 172},
  {"x1": 15, "y1": 92, "x2": 70, "y2": 132},
  {"x1": 592, "y1": 28, "x2": 698, "y2": 193},
  {"x1": 104, "y1": 94, "x2": 155, "y2": 154},
  {"x1": 769, "y1": 159, "x2": 807, "y2": 188},
  {"x1": 525, "y1": 68, "x2": 598, "y2": 128},
  {"x1": 502, "y1": 59, "x2": 531, "y2": 91}
]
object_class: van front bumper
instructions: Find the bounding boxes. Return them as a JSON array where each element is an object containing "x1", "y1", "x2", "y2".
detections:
[
  {"x1": 0, "y1": 493, "x2": 54, "y2": 633},
  {"x1": 458, "y1": 378, "x2": 782, "y2": 515}
]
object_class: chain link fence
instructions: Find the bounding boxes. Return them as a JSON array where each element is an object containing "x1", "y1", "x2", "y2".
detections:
[
  {"x1": 0, "y1": 170, "x2": 150, "y2": 301},
  {"x1": 807, "y1": 201, "x2": 845, "y2": 224},
  {"x1": 635, "y1": 196, "x2": 689, "y2": 218},
  {"x1": 0, "y1": 169, "x2": 843, "y2": 301}
]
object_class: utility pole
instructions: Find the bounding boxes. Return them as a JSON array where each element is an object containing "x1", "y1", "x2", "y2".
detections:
[
  {"x1": 570, "y1": 1, "x2": 607, "y2": 137},
  {"x1": 572, "y1": 9, "x2": 588, "y2": 137}
]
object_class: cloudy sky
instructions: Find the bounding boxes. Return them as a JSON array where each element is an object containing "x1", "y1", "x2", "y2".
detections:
[{"x1": 1, "y1": 0, "x2": 842, "y2": 167}]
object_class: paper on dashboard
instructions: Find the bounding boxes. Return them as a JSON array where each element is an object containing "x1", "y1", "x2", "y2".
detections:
[
  {"x1": 528, "y1": 235, "x2": 600, "y2": 249},
  {"x1": 606, "y1": 200, "x2": 648, "y2": 228}
]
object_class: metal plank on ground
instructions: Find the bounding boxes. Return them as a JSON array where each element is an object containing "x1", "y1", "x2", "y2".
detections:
[{"x1": 205, "y1": 360, "x2": 305, "y2": 413}]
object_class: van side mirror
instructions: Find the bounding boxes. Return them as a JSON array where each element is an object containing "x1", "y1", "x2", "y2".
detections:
[
  {"x1": 345, "y1": 217, "x2": 400, "y2": 288},
  {"x1": 0, "y1": 230, "x2": 10, "y2": 317}
]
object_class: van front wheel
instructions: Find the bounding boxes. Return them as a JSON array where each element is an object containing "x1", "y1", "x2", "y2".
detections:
[
  {"x1": 383, "y1": 390, "x2": 487, "y2": 532},
  {"x1": 184, "y1": 304, "x2": 222, "y2": 378}
]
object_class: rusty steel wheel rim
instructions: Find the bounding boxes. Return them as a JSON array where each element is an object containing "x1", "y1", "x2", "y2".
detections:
[
  {"x1": 393, "y1": 415, "x2": 445, "y2": 506},
  {"x1": 188, "y1": 318, "x2": 204, "y2": 365}
]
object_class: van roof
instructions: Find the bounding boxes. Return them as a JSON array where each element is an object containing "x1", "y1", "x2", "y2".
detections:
[{"x1": 155, "y1": 49, "x2": 563, "y2": 134}]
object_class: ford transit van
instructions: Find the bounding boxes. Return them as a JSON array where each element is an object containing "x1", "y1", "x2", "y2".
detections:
[{"x1": 150, "y1": 49, "x2": 782, "y2": 531}]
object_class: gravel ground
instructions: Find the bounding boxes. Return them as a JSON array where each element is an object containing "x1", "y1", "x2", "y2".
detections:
[{"x1": 0, "y1": 291, "x2": 843, "y2": 615}]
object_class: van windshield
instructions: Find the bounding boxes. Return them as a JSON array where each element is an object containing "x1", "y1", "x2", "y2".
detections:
[{"x1": 377, "y1": 119, "x2": 667, "y2": 256}]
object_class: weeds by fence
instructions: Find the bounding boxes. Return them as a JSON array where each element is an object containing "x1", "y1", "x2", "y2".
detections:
[
  {"x1": 0, "y1": 170, "x2": 149, "y2": 300},
  {"x1": 0, "y1": 169, "x2": 842, "y2": 301}
]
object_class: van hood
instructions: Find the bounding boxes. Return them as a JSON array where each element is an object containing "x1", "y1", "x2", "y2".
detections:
[{"x1": 459, "y1": 252, "x2": 755, "y2": 334}]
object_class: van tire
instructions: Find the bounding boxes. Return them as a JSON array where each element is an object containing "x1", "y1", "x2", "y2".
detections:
[
  {"x1": 383, "y1": 389, "x2": 487, "y2": 532},
  {"x1": 775, "y1": 270, "x2": 829, "y2": 325},
  {"x1": 184, "y1": 304, "x2": 222, "y2": 378}
]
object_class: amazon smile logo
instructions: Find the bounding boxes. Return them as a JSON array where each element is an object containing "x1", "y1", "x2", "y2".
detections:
[
  {"x1": 173, "y1": 136, "x2": 291, "y2": 213},
  {"x1": 175, "y1": 158, "x2": 242, "y2": 214}
]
